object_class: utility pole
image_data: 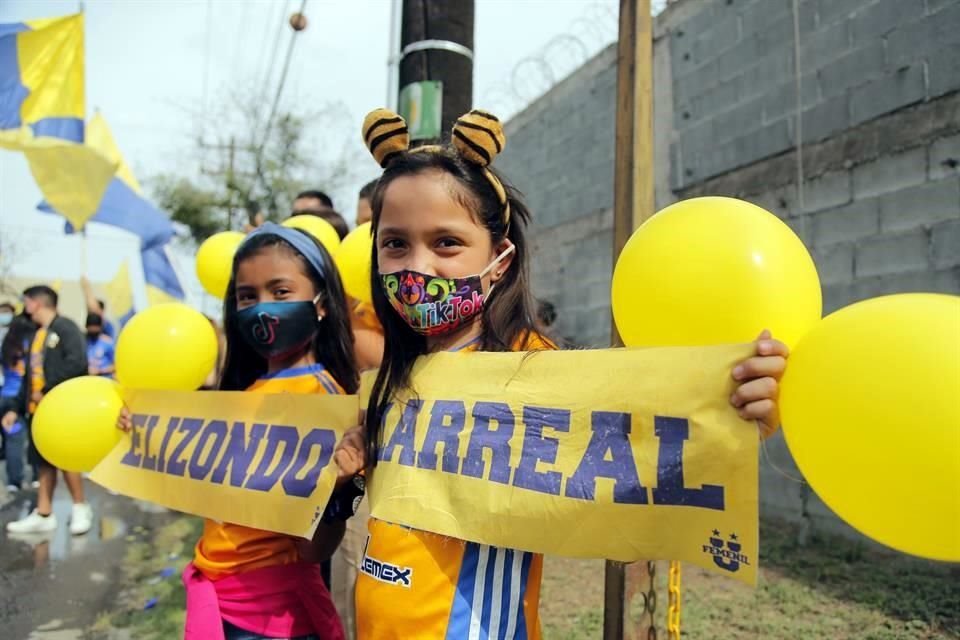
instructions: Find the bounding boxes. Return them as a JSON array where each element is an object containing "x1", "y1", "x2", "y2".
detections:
[
  {"x1": 607, "y1": 0, "x2": 655, "y2": 638},
  {"x1": 199, "y1": 137, "x2": 257, "y2": 231},
  {"x1": 398, "y1": 0, "x2": 474, "y2": 141}
]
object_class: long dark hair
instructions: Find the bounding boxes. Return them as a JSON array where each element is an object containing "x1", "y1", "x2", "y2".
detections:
[
  {"x1": 219, "y1": 230, "x2": 358, "y2": 394},
  {"x1": 1, "y1": 314, "x2": 35, "y2": 369},
  {"x1": 364, "y1": 147, "x2": 547, "y2": 463}
]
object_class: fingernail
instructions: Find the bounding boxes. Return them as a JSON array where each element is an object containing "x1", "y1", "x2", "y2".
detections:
[{"x1": 733, "y1": 366, "x2": 744, "y2": 379}]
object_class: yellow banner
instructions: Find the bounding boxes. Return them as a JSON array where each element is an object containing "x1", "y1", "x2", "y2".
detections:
[
  {"x1": 368, "y1": 344, "x2": 760, "y2": 584},
  {"x1": 91, "y1": 389, "x2": 356, "y2": 538},
  {"x1": 91, "y1": 345, "x2": 760, "y2": 584}
]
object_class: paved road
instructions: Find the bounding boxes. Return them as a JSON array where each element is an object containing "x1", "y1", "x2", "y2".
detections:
[{"x1": 0, "y1": 480, "x2": 174, "y2": 640}]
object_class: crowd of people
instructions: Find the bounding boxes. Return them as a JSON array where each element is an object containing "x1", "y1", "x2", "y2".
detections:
[{"x1": 0, "y1": 108, "x2": 787, "y2": 640}]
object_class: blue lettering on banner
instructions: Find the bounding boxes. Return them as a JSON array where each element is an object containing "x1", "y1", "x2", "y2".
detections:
[
  {"x1": 142, "y1": 415, "x2": 160, "y2": 471},
  {"x1": 210, "y1": 422, "x2": 268, "y2": 487},
  {"x1": 565, "y1": 411, "x2": 648, "y2": 504},
  {"x1": 651, "y1": 416, "x2": 725, "y2": 510},
  {"x1": 245, "y1": 425, "x2": 298, "y2": 492},
  {"x1": 461, "y1": 402, "x2": 515, "y2": 484},
  {"x1": 513, "y1": 406, "x2": 571, "y2": 496},
  {"x1": 379, "y1": 400, "x2": 422, "y2": 467},
  {"x1": 165, "y1": 417, "x2": 203, "y2": 478},
  {"x1": 417, "y1": 400, "x2": 466, "y2": 473},
  {"x1": 117, "y1": 402, "x2": 728, "y2": 509}
]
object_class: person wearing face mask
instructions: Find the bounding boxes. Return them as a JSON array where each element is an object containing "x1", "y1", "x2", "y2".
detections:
[
  {"x1": 117, "y1": 224, "x2": 361, "y2": 640},
  {"x1": 5, "y1": 285, "x2": 91, "y2": 535},
  {"x1": 85, "y1": 313, "x2": 115, "y2": 378},
  {"x1": 1, "y1": 313, "x2": 33, "y2": 493},
  {"x1": 0, "y1": 302, "x2": 14, "y2": 472},
  {"x1": 332, "y1": 109, "x2": 789, "y2": 639}
]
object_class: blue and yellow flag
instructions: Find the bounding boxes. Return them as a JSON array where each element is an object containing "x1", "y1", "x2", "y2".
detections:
[
  {"x1": 81, "y1": 114, "x2": 184, "y2": 303},
  {"x1": 46, "y1": 112, "x2": 177, "y2": 250},
  {"x1": 103, "y1": 259, "x2": 136, "y2": 327},
  {"x1": 0, "y1": 14, "x2": 114, "y2": 229}
]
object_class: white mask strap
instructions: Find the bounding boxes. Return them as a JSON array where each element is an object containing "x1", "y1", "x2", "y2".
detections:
[{"x1": 479, "y1": 243, "x2": 516, "y2": 279}]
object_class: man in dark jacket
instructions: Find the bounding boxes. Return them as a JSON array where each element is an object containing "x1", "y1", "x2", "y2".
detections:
[{"x1": 3, "y1": 285, "x2": 93, "y2": 535}]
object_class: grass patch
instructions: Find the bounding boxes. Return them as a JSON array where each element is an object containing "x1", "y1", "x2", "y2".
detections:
[
  {"x1": 89, "y1": 515, "x2": 203, "y2": 639},
  {"x1": 541, "y1": 518, "x2": 959, "y2": 639}
]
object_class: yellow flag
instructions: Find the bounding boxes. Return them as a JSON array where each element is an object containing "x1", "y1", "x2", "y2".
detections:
[
  {"x1": 86, "y1": 112, "x2": 142, "y2": 194},
  {"x1": 103, "y1": 260, "x2": 134, "y2": 318},
  {"x1": 0, "y1": 14, "x2": 115, "y2": 230}
]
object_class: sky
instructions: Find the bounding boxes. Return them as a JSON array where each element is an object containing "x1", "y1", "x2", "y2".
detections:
[{"x1": 0, "y1": 0, "x2": 619, "y2": 312}]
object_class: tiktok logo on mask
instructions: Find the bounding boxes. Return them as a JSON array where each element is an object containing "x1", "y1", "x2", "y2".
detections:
[{"x1": 252, "y1": 312, "x2": 280, "y2": 345}]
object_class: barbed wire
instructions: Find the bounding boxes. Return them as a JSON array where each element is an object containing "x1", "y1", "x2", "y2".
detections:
[{"x1": 481, "y1": 0, "x2": 674, "y2": 120}]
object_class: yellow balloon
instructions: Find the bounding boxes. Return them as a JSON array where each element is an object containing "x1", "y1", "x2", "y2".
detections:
[
  {"x1": 283, "y1": 215, "x2": 341, "y2": 256},
  {"x1": 33, "y1": 376, "x2": 123, "y2": 472},
  {"x1": 116, "y1": 303, "x2": 218, "y2": 390},
  {"x1": 196, "y1": 231, "x2": 245, "y2": 299},
  {"x1": 612, "y1": 197, "x2": 822, "y2": 347},
  {"x1": 335, "y1": 222, "x2": 373, "y2": 304},
  {"x1": 780, "y1": 294, "x2": 960, "y2": 561}
]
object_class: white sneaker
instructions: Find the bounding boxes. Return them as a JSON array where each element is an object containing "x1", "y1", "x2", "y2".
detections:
[
  {"x1": 5, "y1": 484, "x2": 19, "y2": 493},
  {"x1": 69, "y1": 502, "x2": 93, "y2": 535},
  {"x1": 6, "y1": 509, "x2": 57, "y2": 533}
]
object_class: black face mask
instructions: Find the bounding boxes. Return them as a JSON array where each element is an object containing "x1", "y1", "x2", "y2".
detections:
[
  {"x1": 87, "y1": 331, "x2": 101, "y2": 342},
  {"x1": 235, "y1": 296, "x2": 321, "y2": 360}
]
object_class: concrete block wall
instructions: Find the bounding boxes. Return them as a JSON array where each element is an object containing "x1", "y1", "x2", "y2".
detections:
[
  {"x1": 671, "y1": 0, "x2": 960, "y2": 189},
  {"x1": 497, "y1": 45, "x2": 619, "y2": 348},
  {"x1": 498, "y1": 0, "x2": 960, "y2": 536}
]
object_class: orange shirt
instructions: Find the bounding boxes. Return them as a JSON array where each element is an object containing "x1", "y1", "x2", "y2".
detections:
[
  {"x1": 27, "y1": 328, "x2": 47, "y2": 413},
  {"x1": 356, "y1": 332, "x2": 554, "y2": 640},
  {"x1": 193, "y1": 363, "x2": 344, "y2": 580},
  {"x1": 350, "y1": 300, "x2": 382, "y2": 334}
]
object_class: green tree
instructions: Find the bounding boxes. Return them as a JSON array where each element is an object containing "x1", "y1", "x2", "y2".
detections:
[{"x1": 150, "y1": 92, "x2": 357, "y2": 243}]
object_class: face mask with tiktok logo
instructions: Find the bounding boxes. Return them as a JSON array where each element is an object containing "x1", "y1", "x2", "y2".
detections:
[
  {"x1": 380, "y1": 245, "x2": 515, "y2": 336},
  {"x1": 236, "y1": 294, "x2": 322, "y2": 359}
]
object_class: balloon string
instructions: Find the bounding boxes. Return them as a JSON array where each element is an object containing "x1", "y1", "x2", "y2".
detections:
[{"x1": 757, "y1": 421, "x2": 807, "y2": 484}]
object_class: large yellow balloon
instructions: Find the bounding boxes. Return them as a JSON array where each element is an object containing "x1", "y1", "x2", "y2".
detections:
[
  {"x1": 33, "y1": 376, "x2": 124, "y2": 472},
  {"x1": 612, "y1": 197, "x2": 821, "y2": 347},
  {"x1": 283, "y1": 215, "x2": 340, "y2": 256},
  {"x1": 196, "y1": 231, "x2": 245, "y2": 299},
  {"x1": 335, "y1": 222, "x2": 373, "y2": 304},
  {"x1": 780, "y1": 294, "x2": 960, "y2": 561},
  {"x1": 116, "y1": 303, "x2": 218, "y2": 390}
]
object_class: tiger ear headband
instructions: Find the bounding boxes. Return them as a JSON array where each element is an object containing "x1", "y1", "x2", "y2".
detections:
[{"x1": 361, "y1": 107, "x2": 511, "y2": 227}]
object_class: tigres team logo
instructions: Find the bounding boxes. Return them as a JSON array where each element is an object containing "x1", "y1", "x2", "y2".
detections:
[{"x1": 702, "y1": 529, "x2": 749, "y2": 573}]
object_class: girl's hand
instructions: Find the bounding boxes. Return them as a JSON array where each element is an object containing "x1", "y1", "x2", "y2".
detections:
[
  {"x1": 334, "y1": 421, "x2": 367, "y2": 483},
  {"x1": 116, "y1": 406, "x2": 132, "y2": 433},
  {"x1": 2, "y1": 411, "x2": 17, "y2": 430},
  {"x1": 730, "y1": 329, "x2": 788, "y2": 436}
]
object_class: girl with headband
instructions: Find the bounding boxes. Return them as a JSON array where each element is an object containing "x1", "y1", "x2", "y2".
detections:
[{"x1": 121, "y1": 223, "x2": 362, "y2": 640}]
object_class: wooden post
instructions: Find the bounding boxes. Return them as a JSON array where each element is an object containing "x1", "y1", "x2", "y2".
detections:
[{"x1": 605, "y1": 0, "x2": 654, "y2": 638}]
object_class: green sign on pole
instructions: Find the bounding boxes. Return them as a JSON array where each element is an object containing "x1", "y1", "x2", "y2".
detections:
[{"x1": 399, "y1": 81, "x2": 443, "y2": 141}]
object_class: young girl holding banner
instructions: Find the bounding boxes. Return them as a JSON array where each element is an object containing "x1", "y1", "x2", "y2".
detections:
[
  {"x1": 122, "y1": 224, "x2": 360, "y2": 640},
  {"x1": 335, "y1": 109, "x2": 788, "y2": 639}
]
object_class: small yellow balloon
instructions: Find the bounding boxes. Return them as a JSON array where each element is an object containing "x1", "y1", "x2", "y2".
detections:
[
  {"x1": 33, "y1": 376, "x2": 124, "y2": 472},
  {"x1": 196, "y1": 231, "x2": 245, "y2": 299},
  {"x1": 283, "y1": 215, "x2": 340, "y2": 256},
  {"x1": 612, "y1": 197, "x2": 822, "y2": 347},
  {"x1": 116, "y1": 303, "x2": 218, "y2": 391},
  {"x1": 335, "y1": 222, "x2": 373, "y2": 304},
  {"x1": 780, "y1": 294, "x2": 960, "y2": 561}
]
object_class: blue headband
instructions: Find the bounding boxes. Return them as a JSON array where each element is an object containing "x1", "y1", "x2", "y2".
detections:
[{"x1": 240, "y1": 222, "x2": 331, "y2": 283}]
